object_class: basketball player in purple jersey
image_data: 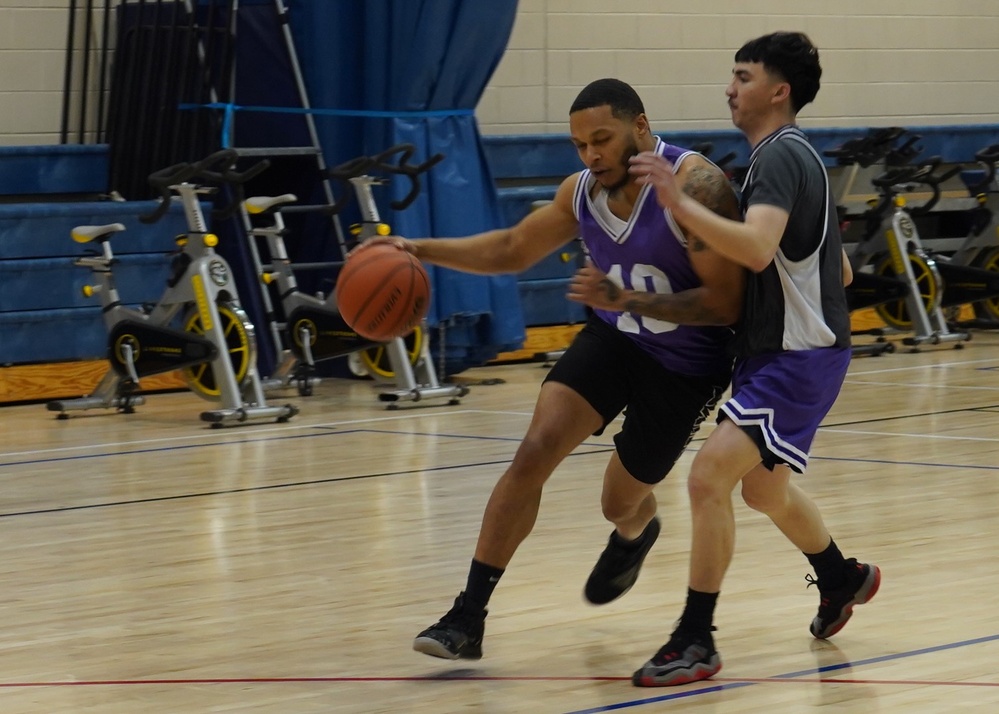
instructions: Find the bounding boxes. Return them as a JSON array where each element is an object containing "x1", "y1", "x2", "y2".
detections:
[
  {"x1": 585, "y1": 33, "x2": 880, "y2": 686},
  {"x1": 379, "y1": 78, "x2": 745, "y2": 660}
]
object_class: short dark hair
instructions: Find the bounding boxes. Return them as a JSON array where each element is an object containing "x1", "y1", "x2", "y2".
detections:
[
  {"x1": 735, "y1": 32, "x2": 821, "y2": 113},
  {"x1": 569, "y1": 78, "x2": 645, "y2": 120}
]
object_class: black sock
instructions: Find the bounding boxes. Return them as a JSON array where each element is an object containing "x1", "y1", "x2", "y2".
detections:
[
  {"x1": 805, "y1": 539, "x2": 847, "y2": 590},
  {"x1": 463, "y1": 559, "x2": 504, "y2": 612},
  {"x1": 677, "y1": 588, "x2": 718, "y2": 634}
]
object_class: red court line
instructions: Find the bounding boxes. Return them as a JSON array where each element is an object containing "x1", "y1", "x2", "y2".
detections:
[
  {"x1": 0, "y1": 676, "x2": 630, "y2": 687},
  {"x1": 1, "y1": 675, "x2": 997, "y2": 688}
]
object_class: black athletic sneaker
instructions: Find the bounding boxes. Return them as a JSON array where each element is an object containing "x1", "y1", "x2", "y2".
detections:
[
  {"x1": 632, "y1": 627, "x2": 722, "y2": 687},
  {"x1": 807, "y1": 558, "x2": 881, "y2": 639},
  {"x1": 412, "y1": 592, "x2": 486, "y2": 660},
  {"x1": 584, "y1": 516, "x2": 661, "y2": 605}
]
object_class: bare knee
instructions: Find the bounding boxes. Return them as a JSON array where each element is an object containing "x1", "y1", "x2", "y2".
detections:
[
  {"x1": 687, "y1": 452, "x2": 730, "y2": 507},
  {"x1": 507, "y1": 430, "x2": 565, "y2": 489},
  {"x1": 600, "y1": 491, "x2": 640, "y2": 524}
]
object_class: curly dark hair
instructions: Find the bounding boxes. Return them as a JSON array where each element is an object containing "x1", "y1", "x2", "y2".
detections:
[{"x1": 735, "y1": 32, "x2": 822, "y2": 113}]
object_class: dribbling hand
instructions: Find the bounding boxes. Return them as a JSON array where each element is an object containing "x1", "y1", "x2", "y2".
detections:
[{"x1": 349, "y1": 235, "x2": 416, "y2": 257}]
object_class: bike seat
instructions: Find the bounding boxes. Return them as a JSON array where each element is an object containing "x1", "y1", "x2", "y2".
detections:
[
  {"x1": 71, "y1": 223, "x2": 126, "y2": 243},
  {"x1": 245, "y1": 194, "x2": 298, "y2": 214}
]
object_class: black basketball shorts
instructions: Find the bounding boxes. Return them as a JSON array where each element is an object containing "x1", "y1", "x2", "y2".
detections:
[{"x1": 544, "y1": 315, "x2": 730, "y2": 485}]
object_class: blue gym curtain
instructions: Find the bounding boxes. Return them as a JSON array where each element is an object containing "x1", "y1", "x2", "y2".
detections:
[{"x1": 289, "y1": 0, "x2": 524, "y2": 373}]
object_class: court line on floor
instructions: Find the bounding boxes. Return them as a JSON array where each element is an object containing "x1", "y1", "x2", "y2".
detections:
[
  {"x1": 0, "y1": 427, "x2": 367, "y2": 468},
  {"x1": 0, "y1": 633, "x2": 994, "y2": 694},
  {"x1": 0, "y1": 409, "x2": 506, "y2": 459},
  {"x1": 1, "y1": 422, "x2": 994, "y2": 517},
  {"x1": 0, "y1": 441, "x2": 616, "y2": 519},
  {"x1": 821, "y1": 403, "x2": 999, "y2": 429},
  {"x1": 843, "y1": 378, "x2": 999, "y2": 391},
  {"x1": 5, "y1": 391, "x2": 989, "y2": 462},
  {"x1": 559, "y1": 632, "x2": 999, "y2": 713},
  {"x1": 821, "y1": 427, "x2": 999, "y2": 443},
  {"x1": 809, "y1": 453, "x2": 999, "y2": 471},
  {"x1": 847, "y1": 356, "x2": 999, "y2": 376}
]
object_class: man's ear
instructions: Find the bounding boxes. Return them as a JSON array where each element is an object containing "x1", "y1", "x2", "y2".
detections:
[
  {"x1": 635, "y1": 113, "x2": 651, "y2": 136},
  {"x1": 772, "y1": 82, "x2": 791, "y2": 104}
]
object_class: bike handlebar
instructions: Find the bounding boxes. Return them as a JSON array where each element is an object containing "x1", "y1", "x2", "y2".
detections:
[
  {"x1": 370, "y1": 143, "x2": 445, "y2": 210},
  {"x1": 322, "y1": 155, "x2": 377, "y2": 214},
  {"x1": 869, "y1": 157, "x2": 962, "y2": 216},
  {"x1": 140, "y1": 149, "x2": 270, "y2": 224},
  {"x1": 321, "y1": 143, "x2": 444, "y2": 214},
  {"x1": 823, "y1": 127, "x2": 909, "y2": 167}
]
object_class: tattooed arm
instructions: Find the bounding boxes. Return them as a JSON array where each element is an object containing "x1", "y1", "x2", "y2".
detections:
[{"x1": 568, "y1": 156, "x2": 746, "y2": 326}]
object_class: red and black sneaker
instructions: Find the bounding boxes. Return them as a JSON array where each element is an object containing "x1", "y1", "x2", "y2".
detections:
[
  {"x1": 632, "y1": 627, "x2": 722, "y2": 687},
  {"x1": 808, "y1": 558, "x2": 881, "y2": 639}
]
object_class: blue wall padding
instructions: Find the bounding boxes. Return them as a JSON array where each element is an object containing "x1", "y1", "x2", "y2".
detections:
[
  {"x1": 3, "y1": 120, "x2": 999, "y2": 365},
  {"x1": 0, "y1": 308, "x2": 107, "y2": 363},
  {"x1": 0, "y1": 144, "x2": 108, "y2": 196},
  {"x1": 0, "y1": 255, "x2": 172, "y2": 312},
  {"x1": 483, "y1": 125, "x2": 999, "y2": 182},
  {"x1": 0, "y1": 202, "x2": 193, "y2": 364}
]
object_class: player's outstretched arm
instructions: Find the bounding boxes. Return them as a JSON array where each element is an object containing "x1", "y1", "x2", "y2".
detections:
[{"x1": 375, "y1": 175, "x2": 582, "y2": 276}]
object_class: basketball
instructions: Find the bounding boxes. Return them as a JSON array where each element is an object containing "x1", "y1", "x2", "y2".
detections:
[{"x1": 335, "y1": 242, "x2": 431, "y2": 342}]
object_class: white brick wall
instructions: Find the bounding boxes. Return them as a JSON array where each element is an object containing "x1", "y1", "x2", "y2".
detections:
[
  {"x1": 0, "y1": 2, "x2": 77, "y2": 144},
  {"x1": 1, "y1": 1, "x2": 997, "y2": 145},
  {"x1": 478, "y1": 0, "x2": 999, "y2": 135}
]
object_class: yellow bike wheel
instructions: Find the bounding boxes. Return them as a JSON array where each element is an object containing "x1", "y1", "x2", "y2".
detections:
[
  {"x1": 973, "y1": 246, "x2": 999, "y2": 321},
  {"x1": 873, "y1": 253, "x2": 940, "y2": 331},
  {"x1": 358, "y1": 325, "x2": 424, "y2": 380},
  {"x1": 182, "y1": 302, "x2": 256, "y2": 401}
]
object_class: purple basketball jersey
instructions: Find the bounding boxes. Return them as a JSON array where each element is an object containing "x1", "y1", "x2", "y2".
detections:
[{"x1": 573, "y1": 139, "x2": 733, "y2": 376}]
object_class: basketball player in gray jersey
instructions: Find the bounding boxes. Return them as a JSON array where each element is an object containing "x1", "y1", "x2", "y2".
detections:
[
  {"x1": 601, "y1": 32, "x2": 880, "y2": 687},
  {"x1": 378, "y1": 78, "x2": 745, "y2": 661}
]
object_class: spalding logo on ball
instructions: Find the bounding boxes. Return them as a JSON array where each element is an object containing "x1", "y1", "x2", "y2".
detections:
[{"x1": 335, "y1": 243, "x2": 431, "y2": 343}]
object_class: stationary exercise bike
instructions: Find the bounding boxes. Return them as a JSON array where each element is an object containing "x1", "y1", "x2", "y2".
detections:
[
  {"x1": 243, "y1": 143, "x2": 469, "y2": 407},
  {"x1": 936, "y1": 143, "x2": 999, "y2": 327},
  {"x1": 47, "y1": 150, "x2": 299, "y2": 425},
  {"x1": 823, "y1": 128, "x2": 923, "y2": 355},
  {"x1": 854, "y1": 159, "x2": 995, "y2": 350}
]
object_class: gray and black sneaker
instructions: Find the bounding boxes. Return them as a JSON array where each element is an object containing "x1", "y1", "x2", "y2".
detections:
[
  {"x1": 807, "y1": 558, "x2": 881, "y2": 639},
  {"x1": 413, "y1": 592, "x2": 486, "y2": 660},
  {"x1": 584, "y1": 516, "x2": 661, "y2": 605},
  {"x1": 632, "y1": 627, "x2": 722, "y2": 687}
]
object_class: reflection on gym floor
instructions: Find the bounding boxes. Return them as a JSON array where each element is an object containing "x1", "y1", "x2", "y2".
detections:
[{"x1": 0, "y1": 333, "x2": 998, "y2": 713}]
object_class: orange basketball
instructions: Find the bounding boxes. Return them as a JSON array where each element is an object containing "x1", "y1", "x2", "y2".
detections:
[{"x1": 335, "y1": 243, "x2": 431, "y2": 342}]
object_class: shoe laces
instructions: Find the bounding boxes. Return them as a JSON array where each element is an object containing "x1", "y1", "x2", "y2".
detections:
[{"x1": 806, "y1": 558, "x2": 863, "y2": 594}]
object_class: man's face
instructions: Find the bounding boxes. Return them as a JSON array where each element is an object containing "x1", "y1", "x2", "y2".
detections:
[
  {"x1": 725, "y1": 61, "x2": 785, "y2": 132},
  {"x1": 568, "y1": 105, "x2": 641, "y2": 193}
]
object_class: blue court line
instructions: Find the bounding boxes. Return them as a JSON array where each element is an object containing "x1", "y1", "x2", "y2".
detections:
[
  {"x1": 365, "y1": 427, "x2": 999, "y2": 473},
  {"x1": 0, "y1": 433, "x2": 606, "y2": 519},
  {"x1": 0, "y1": 425, "x2": 993, "y2": 518},
  {"x1": 0, "y1": 427, "x2": 363, "y2": 469},
  {"x1": 560, "y1": 633, "x2": 999, "y2": 713},
  {"x1": 0, "y1": 452, "x2": 518, "y2": 519}
]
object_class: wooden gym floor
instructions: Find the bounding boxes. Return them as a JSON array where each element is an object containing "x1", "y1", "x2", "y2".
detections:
[{"x1": 0, "y1": 331, "x2": 997, "y2": 713}]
